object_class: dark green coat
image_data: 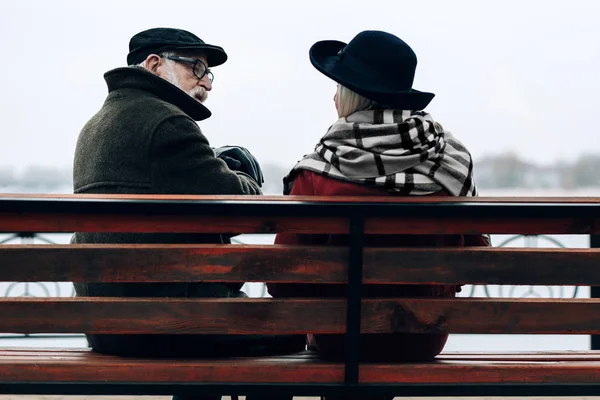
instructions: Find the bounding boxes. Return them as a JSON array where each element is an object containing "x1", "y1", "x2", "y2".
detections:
[{"x1": 72, "y1": 67, "x2": 261, "y2": 355}]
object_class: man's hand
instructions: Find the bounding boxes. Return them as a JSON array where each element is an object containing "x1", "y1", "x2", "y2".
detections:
[
  {"x1": 213, "y1": 146, "x2": 264, "y2": 187},
  {"x1": 218, "y1": 155, "x2": 242, "y2": 171}
]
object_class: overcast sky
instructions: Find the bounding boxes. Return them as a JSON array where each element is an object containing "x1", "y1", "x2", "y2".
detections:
[{"x1": 1, "y1": 0, "x2": 598, "y2": 173}]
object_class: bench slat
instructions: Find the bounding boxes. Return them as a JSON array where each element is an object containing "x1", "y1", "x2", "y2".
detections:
[
  {"x1": 2, "y1": 245, "x2": 600, "y2": 286},
  {"x1": 2, "y1": 194, "x2": 600, "y2": 202},
  {"x1": 2, "y1": 195, "x2": 600, "y2": 233},
  {"x1": 3, "y1": 348, "x2": 600, "y2": 361},
  {"x1": 1, "y1": 298, "x2": 600, "y2": 334},
  {"x1": 2, "y1": 195, "x2": 600, "y2": 235},
  {"x1": 1, "y1": 211, "x2": 598, "y2": 234},
  {"x1": 3, "y1": 348, "x2": 599, "y2": 361},
  {"x1": 1, "y1": 348, "x2": 600, "y2": 384}
]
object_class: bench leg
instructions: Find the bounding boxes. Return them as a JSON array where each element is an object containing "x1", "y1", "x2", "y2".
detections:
[{"x1": 591, "y1": 235, "x2": 600, "y2": 350}]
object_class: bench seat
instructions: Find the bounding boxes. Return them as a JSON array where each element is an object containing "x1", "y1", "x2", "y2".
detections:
[{"x1": 3, "y1": 348, "x2": 600, "y2": 385}]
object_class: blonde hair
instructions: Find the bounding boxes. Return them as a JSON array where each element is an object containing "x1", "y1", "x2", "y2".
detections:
[{"x1": 336, "y1": 84, "x2": 374, "y2": 118}]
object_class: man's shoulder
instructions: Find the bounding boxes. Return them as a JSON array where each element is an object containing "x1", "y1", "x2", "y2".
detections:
[{"x1": 107, "y1": 87, "x2": 189, "y2": 121}]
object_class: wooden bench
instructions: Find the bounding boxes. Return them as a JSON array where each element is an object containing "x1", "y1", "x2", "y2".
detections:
[{"x1": 1, "y1": 194, "x2": 600, "y2": 398}]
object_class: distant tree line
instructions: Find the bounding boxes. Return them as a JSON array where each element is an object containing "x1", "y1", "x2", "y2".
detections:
[
  {"x1": 0, "y1": 164, "x2": 293, "y2": 195},
  {"x1": 2, "y1": 153, "x2": 600, "y2": 193},
  {"x1": 475, "y1": 152, "x2": 600, "y2": 189},
  {"x1": 0, "y1": 166, "x2": 72, "y2": 191}
]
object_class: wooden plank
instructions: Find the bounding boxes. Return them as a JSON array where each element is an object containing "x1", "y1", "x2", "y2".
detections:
[
  {"x1": 361, "y1": 361, "x2": 600, "y2": 384},
  {"x1": 363, "y1": 247, "x2": 600, "y2": 286},
  {"x1": 1, "y1": 212, "x2": 599, "y2": 234},
  {"x1": 364, "y1": 217, "x2": 600, "y2": 235},
  {"x1": 438, "y1": 351, "x2": 600, "y2": 361},
  {"x1": 1, "y1": 194, "x2": 600, "y2": 234},
  {"x1": 3, "y1": 245, "x2": 600, "y2": 286},
  {"x1": 2, "y1": 193, "x2": 600, "y2": 203},
  {"x1": 3, "y1": 348, "x2": 599, "y2": 362},
  {"x1": 0, "y1": 212, "x2": 348, "y2": 235},
  {"x1": 0, "y1": 349, "x2": 318, "y2": 362},
  {"x1": 1, "y1": 348, "x2": 600, "y2": 384},
  {"x1": 0, "y1": 350, "x2": 343, "y2": 384},
  {"x1": 0, "y1": 244, "x2": 347, "y2": 283},
  {"x1": 1, "y1": 298, "x2": 600, "y2": 335}
]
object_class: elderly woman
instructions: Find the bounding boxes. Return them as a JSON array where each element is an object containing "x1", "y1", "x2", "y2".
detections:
[{"x1": 268, "y1": 30, "x2": 490, "y2": 371}]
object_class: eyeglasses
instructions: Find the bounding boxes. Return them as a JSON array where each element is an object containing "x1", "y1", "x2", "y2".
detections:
[{"x1": 163, "y1": 55, "x2": 214, "y2": 83}]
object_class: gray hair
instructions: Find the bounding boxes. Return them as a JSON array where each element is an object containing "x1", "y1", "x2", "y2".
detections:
[
  {"x1": 132, "y1": 51, "x2": 176, "y2": 68},
  {"x1": 133, "y1": 51, "x2": 181, "y2": 88},
  {"x1": 336, "y1": 84, "x2": 374, "y2": 118}
]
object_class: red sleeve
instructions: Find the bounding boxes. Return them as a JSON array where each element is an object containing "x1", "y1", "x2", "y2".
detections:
[
  {"x1": 274, "y1": 171, "x2": 320, "y2": 246},
  {"x1": 269, "y1": 171, "x2": 322, "y2": 297}
]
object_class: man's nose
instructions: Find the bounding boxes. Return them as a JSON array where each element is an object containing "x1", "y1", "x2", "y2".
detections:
[{"x1": 199, "y1": 76, "x2": 212, "y2": 91}]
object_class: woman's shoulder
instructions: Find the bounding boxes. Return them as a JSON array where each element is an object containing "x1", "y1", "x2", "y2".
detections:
[
  {"x1": 287, "y1": 170, "x2": 317, "y2": 195},
  {"x1": 290, "y1": 170, "x2": 460, "y2": 198},
  {"x1": 294, "y1": 171, "x2": 390, "y2": 197}
]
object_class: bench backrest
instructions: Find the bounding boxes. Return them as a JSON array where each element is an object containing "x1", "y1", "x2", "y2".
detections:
[{"x1": 1, "y1": 194, "x2": 600, "y2": 371}]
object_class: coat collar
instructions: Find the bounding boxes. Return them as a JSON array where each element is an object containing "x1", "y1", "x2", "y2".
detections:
[{"x1": 103, "y1": 67, "x2": 211, "y2": 121}]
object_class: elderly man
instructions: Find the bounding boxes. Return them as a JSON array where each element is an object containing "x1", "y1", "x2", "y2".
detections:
[{"x1": 72, "y1": 28, "x2": 303, "y2": 375}]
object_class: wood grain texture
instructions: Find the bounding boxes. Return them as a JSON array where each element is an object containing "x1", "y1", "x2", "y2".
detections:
[
  {"x1": 1, "y1": 194, "x2": 600, "y2": 234},
  {"x1": 362, "y1": 247, "x2": 600, "y2": 286},
  {"x1": 438, "y1": 351, "x2": 600, "y2": 361},
  {"x1": 2, "y1": 298, "x2": 600, "y2": 335},
  {"x1": 1, "y1": 348, "x2": 600, "y2": 384},
  {"x1": 2, "y1": 245, "x2": 600, "y2": 286},
  {"x1": 0, "y1": 212, "x2": 348, "y2": 235},
  {"x1": 2, "y1": 193, "x2": 600, "y2": 203},
  {"x1": 360, "y1": 361, "x2": 600, "y2": 384},
  {"x1": 2, "y1": 348, "x2": 597, "y2": 362},
  {"x1": 1, "y1": 212, "x2": 600, "y2": 234},
  {"x1": 0, "y1": 244, "x2": 348, "y2": 283}
]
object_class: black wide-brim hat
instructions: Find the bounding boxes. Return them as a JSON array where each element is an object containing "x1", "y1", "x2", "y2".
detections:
[
  {"x1": 309, "y1": 30, "x2": 434, "y2": 110},
  {"x1": 127, "y1": 27, "x2": 227, "y2": 67}
]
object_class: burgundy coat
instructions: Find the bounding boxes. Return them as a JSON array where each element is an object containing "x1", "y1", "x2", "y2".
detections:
[{"x1": 268, "y1": 170, "x2": 489, "y2": 362}]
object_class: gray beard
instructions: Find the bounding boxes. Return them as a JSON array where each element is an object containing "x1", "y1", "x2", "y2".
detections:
[{"x1": 163, "y1": 62, "x2": 207, "y2": 104}]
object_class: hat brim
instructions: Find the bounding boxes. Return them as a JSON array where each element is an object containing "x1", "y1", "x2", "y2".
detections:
[
  {"x1": 309, "y1": 40, "x2": 435, "y2": 110},
  {"x1": 173, "y1": 44, "x2": 228, "y2": 67}
]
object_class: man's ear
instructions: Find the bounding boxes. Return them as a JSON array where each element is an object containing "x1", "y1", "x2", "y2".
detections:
[{"x1": 144, "y1": 54, "x2": 162, "y2": 74}]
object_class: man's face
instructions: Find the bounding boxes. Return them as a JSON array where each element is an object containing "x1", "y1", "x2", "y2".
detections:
[{"x1": 154, "y1": 53, "x2": 212, "y2": 103}]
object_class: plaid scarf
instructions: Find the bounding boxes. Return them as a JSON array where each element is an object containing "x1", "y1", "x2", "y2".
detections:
[{"x1": 284, "y1": 109, "x2": 477, "y2": 196}]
